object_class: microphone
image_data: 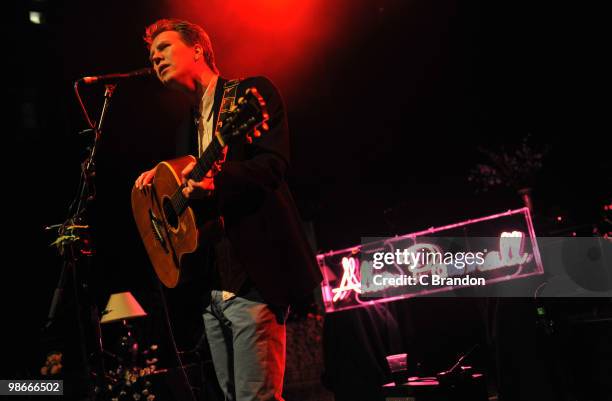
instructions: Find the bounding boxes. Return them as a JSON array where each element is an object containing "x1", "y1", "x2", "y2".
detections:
[{"x1": 79, "y1": 67, "x2": 153, "y2": 85}]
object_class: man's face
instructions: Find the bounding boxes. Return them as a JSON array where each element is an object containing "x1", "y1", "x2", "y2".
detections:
[{"x1": 149, "y1": 30, "x2": 197, "y2": 89}]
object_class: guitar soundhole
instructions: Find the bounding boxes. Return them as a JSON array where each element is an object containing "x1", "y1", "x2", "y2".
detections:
[{"x1": 162, "y1": 197, "x2": 179, "y2": 230}]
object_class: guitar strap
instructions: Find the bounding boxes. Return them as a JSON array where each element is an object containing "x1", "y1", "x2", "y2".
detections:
[
  {"x1": 216, "y1": 78, "x2": 241, "y2": 134},
  {"x1": 211, "y1": 80, "x2": 241, "y2": 242},
  {"x1": 212, "y1": 78, "x2": 241, "y2": 166}
]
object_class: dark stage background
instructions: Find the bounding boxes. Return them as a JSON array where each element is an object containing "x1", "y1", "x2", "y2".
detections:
[{"x1": 6, "y1": 1, "x2": 611, "y2": 400}]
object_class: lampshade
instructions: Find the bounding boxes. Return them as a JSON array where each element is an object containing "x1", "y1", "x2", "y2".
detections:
[{"x1": 100, "y1": 292, "x2": 147, "y2": 324}]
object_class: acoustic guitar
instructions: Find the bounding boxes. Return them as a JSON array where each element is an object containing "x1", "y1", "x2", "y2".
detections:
[{"x1": 131, "y1": 87, "x2": 269, "y2": 287}]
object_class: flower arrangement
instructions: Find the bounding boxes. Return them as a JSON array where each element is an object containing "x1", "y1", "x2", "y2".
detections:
[
  {"x1": 105, "y1": 343, "x2": 160, "y2": 401},
  {"x1": 40, "y1": 351, "x2": 63, "y2": 376},
  {"x1": 468, "y1": 134, "x2": 547, "y2": 193}
]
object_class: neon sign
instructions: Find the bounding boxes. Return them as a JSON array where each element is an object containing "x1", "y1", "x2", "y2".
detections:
[
  {"x1": 481, "y1": 231, "x2": 530, "y2": 269},
  {"x1": 318, "y1": 208, "x2": 544, "y2": 313},
  {"x1": 332, "y1": 256, "x2": 362, "y2": 302}
]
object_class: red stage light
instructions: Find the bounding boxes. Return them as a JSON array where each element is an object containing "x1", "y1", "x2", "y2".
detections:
[{"x1": 165, "y1": 0, "x2": 352, "y2": 98}]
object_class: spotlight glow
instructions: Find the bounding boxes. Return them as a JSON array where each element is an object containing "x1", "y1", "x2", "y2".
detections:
[{"x1": 29, "y1": 11, "x2": 43, "y2": 25}]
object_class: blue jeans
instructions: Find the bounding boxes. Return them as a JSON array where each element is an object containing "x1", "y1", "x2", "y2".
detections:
[{"x1": 203, "y1": 287, "x2": 288, "y2": 401}]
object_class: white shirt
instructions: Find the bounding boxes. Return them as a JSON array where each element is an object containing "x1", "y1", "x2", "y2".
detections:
[
  {"x1": 197, "y1": 74, "x2": 219, "y2": 157},
  {"x1": 197, "y1": 75, "x2": 235, "y2": 301}
]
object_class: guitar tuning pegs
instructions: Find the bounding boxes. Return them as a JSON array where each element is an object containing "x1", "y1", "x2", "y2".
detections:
[
  {"x1": 261, "y1": 122, "x2": 269, "y2": 131},
  {"x1": 253, "y1": 129, "x2": 261, "y2": 138}
]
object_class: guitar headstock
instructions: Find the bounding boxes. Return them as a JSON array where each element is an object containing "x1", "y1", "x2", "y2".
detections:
[{"x1": 218, "y1": 87, "x2": 270, "y2": 145}]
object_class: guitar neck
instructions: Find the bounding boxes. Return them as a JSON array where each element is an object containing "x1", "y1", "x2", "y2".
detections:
[
  {"x1": 170, "y1": 86, "x2": 267, "y2": 215},
  {"x1": 167, "y1": 135, "x2": 224, "y2": 218},
  {"x1": 189, "y1": 135, "x2": 225, "y2": 181}
]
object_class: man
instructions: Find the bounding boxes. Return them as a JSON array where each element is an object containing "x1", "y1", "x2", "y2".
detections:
[{"x1": 134, "y1": 19, "x2": 322, "y2": 401}]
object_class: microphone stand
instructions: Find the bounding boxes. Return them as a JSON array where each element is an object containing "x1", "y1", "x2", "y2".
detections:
[{"x1": 44, "y1": 82, "x2": 117, "y2": 400}]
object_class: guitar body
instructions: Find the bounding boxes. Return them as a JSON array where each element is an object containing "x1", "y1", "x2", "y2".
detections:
[{"x1": 131, "y1": 155, "x2": 199, "y2": 288}]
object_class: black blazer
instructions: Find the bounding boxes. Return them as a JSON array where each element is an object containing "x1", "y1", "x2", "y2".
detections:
[{"x1": 177, "y1": 76, "x2": 322, "y2": 306}]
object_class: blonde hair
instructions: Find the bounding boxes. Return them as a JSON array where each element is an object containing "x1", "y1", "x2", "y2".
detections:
[{"x1": 144, "y1": 18, "x2": 218, "y2": 74}]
